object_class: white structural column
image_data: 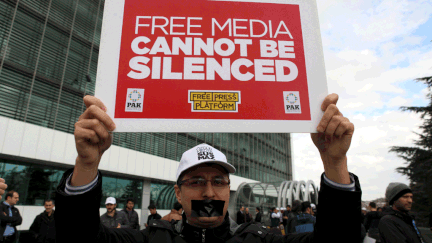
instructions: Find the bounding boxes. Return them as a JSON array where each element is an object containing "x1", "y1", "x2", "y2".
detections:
[{"x1": 140, "y1": 179, "x2": 152, "y2": 230}]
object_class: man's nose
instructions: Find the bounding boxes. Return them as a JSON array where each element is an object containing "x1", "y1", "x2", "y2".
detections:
[{"x1": 202, "y1": 181, "x2": 216, "y2": 198}]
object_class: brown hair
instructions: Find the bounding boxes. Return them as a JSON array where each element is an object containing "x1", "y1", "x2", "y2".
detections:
[{"x1": 5, "y1": 190, "x2": 17, "y2": 200}]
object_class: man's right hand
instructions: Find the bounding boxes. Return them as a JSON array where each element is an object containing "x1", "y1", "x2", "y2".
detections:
[{"x1": 71, "y1": 96, "x2": 115, "y2": 186}]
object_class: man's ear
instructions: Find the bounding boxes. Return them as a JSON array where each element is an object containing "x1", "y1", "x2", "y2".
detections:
[{"x1": 174, "y1": 185, "x2": 182, "y2": 204}]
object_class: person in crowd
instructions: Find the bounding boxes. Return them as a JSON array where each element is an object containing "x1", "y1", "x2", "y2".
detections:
[
  {"x1": 430, "y1": 212, "x2": 432, "y2": 232},
  {"x1": 145, "y1": 204, "x2": 161, "y2": 228},
  {"x1": 0, "y1": 191, "x2": 21, "y2": 243},
  {"x1": 364, "y1": 202, "x2": 381, "y2": 242},
  {"x1": 377, "y1": 207, "x2": 382, "y2": 212},
  {"x1": 280, "y1": 208, "x2": 286, "y2": 225},
  {"x1": 270, "y1": 207, "x2": 281, "y2": 228},
  {"x1": 282, "y1": 206, "x2": 290, "y2": 232},
  {"x1": 378, "y1": 182, "x2": 425, "y2": 243},
  {"x1": 50, "y1": 94, "x2": 362, "y2": 242},
  {"x1": 290, "y1": 201, "x2": 316, "y2": 233},
  {"x1": 100, "y1": 197, "x2": 130, "y2": 229},
  {"x1": 29, "y1": 199, "x2": 56, "y2": 243},
  {"x1": 310, "y1": 204, "x2": 316, "y2": 216},
  {"x1": 236, "y1": 205, "x2": 245, "y2": 225},
  {"x1": 161, "y1": 202, "x2": 182, "y2": 223},
  {"x1": 286, "y1": 200, "x2": 302, "y2": 233},
  {"x1": 121, "y1": 198, "x2": 140, "y2": 230},
  {"x1": 254, "y1": 207, "x2": 262, "y2": 223},
  {"x1": 244, "y1": 207, "x2": 253, "y2": 223}
]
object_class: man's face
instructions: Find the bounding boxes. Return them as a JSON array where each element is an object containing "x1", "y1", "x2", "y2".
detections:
[
  {"x1": 44, "y1": 201, "x2": 54, "y2": 213},
  {"x1": 127, "y1": 201, "x2": 134, "y2": 210},
  {"x1": 106, "y1": 203, "x2": 116, "y2": 213},
  {"x1": 256, "y1": 209, "x2": 258, "y2": 213},
  {"x1": 394, "y1": 192, "x2": 413, "y2": 212},
  {"x1": 286, "y1": 206, "x2": 291, "y2": 212},
  {"x1": 178, "y1": 208, "x2": 183, "y2": 215},
  {"x1": 7, "y1": 192, "x2": 19, "y2": 206},
  {"x1": 174, "y1": 164, "x2": 230, "y2": 229},
  {"x1": 150, "y1": 208, "x2": 157, "y2": 215},
  {"x1": 245, "y1": 208, "x2": 249, "y2": 214},
  {"x1": 240, "y1": 206, "x2": 244, "y2": 212}
]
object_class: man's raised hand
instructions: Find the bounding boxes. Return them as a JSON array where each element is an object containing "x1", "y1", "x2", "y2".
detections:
[
  {"x1": 311, "y1": 93, "x2": 354, "y2": 184},
  {"x1": 72, "y1": 96, "x2": 115, "y2": 186}
]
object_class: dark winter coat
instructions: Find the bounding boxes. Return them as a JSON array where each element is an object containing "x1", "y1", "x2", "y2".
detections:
[
  {"x1": 29, "y1": 210, "x2": 56, "y2": 243},
  {"x1": 364, "y1": 211, "x2": 381, "y2": 235},
  {"x1": 122, "y1": 208, "x2": 140, "y2": 230},
  {"x1": 55, "y1": 168, "x2": 363, "y2": 243},
  {"x1": 0, "y1": 201, "x2": 22, "y2": 241},
  {"x1": 236, "y1": 210, "x2": 245, "y2": 225},
  {"x1": 100, "y1": 210, "x2": 130, "y2": 229},
  {"x1": 254, "y1": 212, "x2": 262, "y2": 223},
  {"x1": 245, "y1": 213, "x2": 253, "y2": 223},
  {"x1": 147, "y1": 212, "x2": 161, "y2": 226},
  {"x1": 378, "y1": 208, "x2": 425, "y2": 243}
]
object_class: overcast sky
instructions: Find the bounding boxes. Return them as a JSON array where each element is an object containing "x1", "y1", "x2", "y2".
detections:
[{"x1": 292, "y1": 0, "x2": 432, "y2": 201}]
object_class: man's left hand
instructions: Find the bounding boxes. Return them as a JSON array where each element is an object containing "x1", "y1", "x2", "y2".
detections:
[{"x1": 311, "y1": 93, "x2": 354, "y2": 184}]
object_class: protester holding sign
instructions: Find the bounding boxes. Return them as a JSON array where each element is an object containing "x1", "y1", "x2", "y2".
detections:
[{"x1": 46, "y1": 93, "x2": 362, "y2": 243}]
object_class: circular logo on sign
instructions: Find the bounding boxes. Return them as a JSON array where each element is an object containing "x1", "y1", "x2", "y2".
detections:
[
  {"x1": 128, "y1": 90, "x2": 142, "y2": 102},
  {"x1": 286, "y1": 93, "x2": 298, "y2": 104}
]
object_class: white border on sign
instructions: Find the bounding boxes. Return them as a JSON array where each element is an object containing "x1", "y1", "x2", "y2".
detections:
[{"x1": 95, "y1": 0, "x2": 327, "y2": 133}]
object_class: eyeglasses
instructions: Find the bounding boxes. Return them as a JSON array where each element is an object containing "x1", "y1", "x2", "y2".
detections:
[{"x1": 178, "y1": 177, "x2": 230, "y2": 188}]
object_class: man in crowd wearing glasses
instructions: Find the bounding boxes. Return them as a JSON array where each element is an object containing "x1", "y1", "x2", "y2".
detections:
[{"x1": 44, "y1": 94, "x2": 361, "y2": 242}]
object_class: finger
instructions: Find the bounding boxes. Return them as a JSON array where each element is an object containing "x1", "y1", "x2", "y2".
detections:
[
  {"x1": 0, "y1": 178, "x2": 4, "y2": 183},
  {"x1": 321, "y1": 93, "x2": 339, "y2": 111},
  {"x1": 75, "y1": 126, "x2": 100, "y2": 144},
  {"x1": 83, "y1": 95, "x2": 107, "y2": 112},
  {"x1": 75, "y1": 119, "x2": 110, "y2": 142},
  {"x1": 317, "y1": 104, "x2": 339, "y2": 133},
  {"x1": 79, "y1": 105, "x2": 116, "y2": 131},
  {"x1": 324, "y1": 115, "x2": 344, "y2": 137},
  {"x1": 334, "y1": 120, "x2": 354, "y2": 138}
]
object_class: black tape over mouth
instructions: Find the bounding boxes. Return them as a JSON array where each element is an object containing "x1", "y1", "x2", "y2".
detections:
[{"x1": 191, "y1": 200, "x2": 225, "y2": 217}]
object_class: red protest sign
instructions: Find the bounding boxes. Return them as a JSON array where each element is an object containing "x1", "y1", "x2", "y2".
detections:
[{"x1": 96, "y1": 0, "x2": 327, "y2": 132}]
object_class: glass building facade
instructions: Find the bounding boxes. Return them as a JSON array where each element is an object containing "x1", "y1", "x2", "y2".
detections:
[{"x1": 0, "y1": 0, "x2": 292, "y2": 215}]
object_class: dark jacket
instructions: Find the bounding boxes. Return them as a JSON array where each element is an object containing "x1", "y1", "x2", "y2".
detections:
[
  {"x1": 254, "y1": 212, "x2": 262, "y2": 223},
  {"x1": 29, "y1": 210, "x2": 56, "y2": 243},
  {"x1": 378, "y1": 208, "x2": 424, "y2": 243},
  {"x1": 236, "y1": 210, "x2": 245, "y2": 225},
  {"x1": 286, "y1": 212, "x2": 300, "y2": 233},
  {"x1": 364, "y1": 211, "x2": 381, "y2": 234},
  {"x1": 282, "y1": 211, "x2": 290, "y2": 226},
  {"x1": 147, "y1": 212, "x2": 161, "y2": 226},
  {"x1": 100, "y1": 210, "x2": 130, "y2": 229},
  {"x1": 429, "y1": 212, "x2": 431, "y2": 228},
  {"x1": 245, "y1": 213, "x2": 253, "y2": 223},
  {"x1": 0, "y1": 201, "x2": 22, "y2": 241},
  {"x1": 55, "y1": 168, "x2": 363, "y2": 243},
  {"x1": 122, "y1": 208, "x2": 140, "y2": 230}
]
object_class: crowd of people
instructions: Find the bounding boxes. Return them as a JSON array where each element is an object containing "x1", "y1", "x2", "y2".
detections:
[
  {"x1": 0, "y1": 94, "x2": 431, "y2": 243},
  {"x1": 235, "y1": 201, "x2": 317, "y2": 236}
]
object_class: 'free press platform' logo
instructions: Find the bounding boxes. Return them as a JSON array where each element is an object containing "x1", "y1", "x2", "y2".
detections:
[{"x1": 283, "y1": 91, "x2": 301, "y2": 114}]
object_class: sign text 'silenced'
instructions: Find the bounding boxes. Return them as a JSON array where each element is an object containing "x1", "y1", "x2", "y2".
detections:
[{"x1": 127, "y1": 17, "x2": 299, "y2": 82}]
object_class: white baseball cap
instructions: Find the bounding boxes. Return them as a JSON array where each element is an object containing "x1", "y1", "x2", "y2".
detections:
[
  {"x1": 105, "y1": 197, "x2": 116, "y2": 205},
  {"x1": 276, "y1": 207, "x2": 280, "y2": 210},
  {"x1": 311, "y1": 203, "x2": 316, "y2": 209},
  {"x1": 362, "y1": 207, "x2": 367, "y2": 211},
  {"x1": 176, "y1": 143, "x2": 236, "y2": 182}
]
